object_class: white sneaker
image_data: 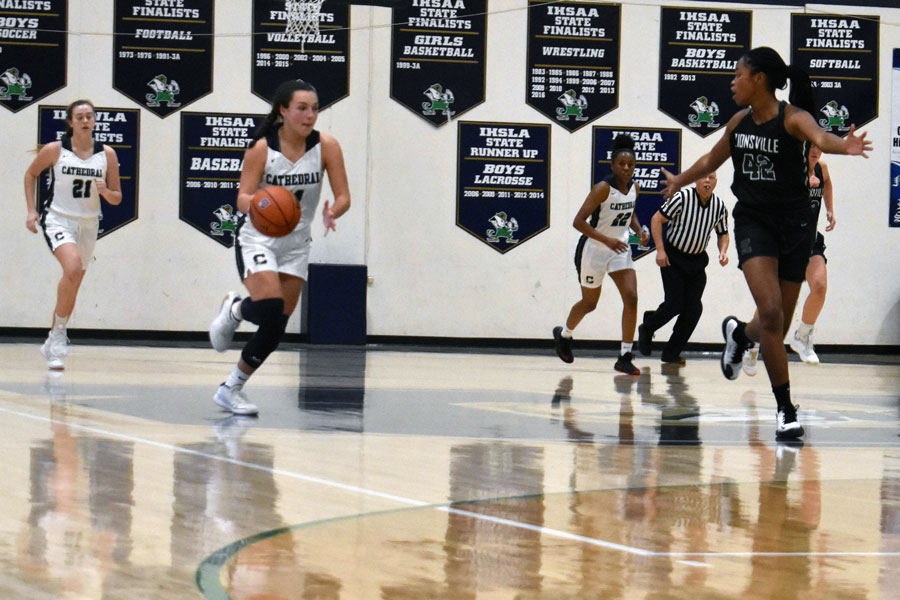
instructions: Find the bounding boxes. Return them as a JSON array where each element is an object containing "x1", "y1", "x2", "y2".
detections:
[
  {"x1": 210, "y1": 292, "x2": 241, "y2": 352},
  {"x1": 40, "y1": 329, "x2": 68, "y2": 370},
  {"x1": 790, "y1": 330, "x2": 819, "y2": 365},
  {"x1": 776, "y1": 403, "x2": 805, "y2": 439},
  {"x1": 214, "y1": 383, "x2": 259, "y2": 416},
  {"x1": 742, "y1": 347, "x2": 759, "y2": 376}
]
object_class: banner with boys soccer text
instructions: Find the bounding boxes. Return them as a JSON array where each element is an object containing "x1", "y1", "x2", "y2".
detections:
[
  {"x1": 592, "y1": 126, "x2": 681, "y2": 260},
  {"x1": 37, "y1": 106, "x2": 141, "y2": 238}
]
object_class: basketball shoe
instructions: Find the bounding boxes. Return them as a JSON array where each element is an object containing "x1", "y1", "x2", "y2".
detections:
[
  {"x1": 40, "y1": 328, "x2": 68, "y2": 370},
  {"x1": 614, "y1": 352, "x2": 640, "y2": 376},
  {"x1": 552, "y1": 326, "x2": 574, "y2": 363},
  {"x1": 776, "y1": 403, "x2": 804, "y2": 439},
  {"x1": 790, "y1": 329, "x2": 819, "y2": 364},
  {"x1": 214, "y1": 383, "x2": 259, "y2": 416},
  {"x1": 742, "y1": 347, "x2": 759, "y2": 376},
  {"x1": 721, "y1": 316, "x2": 752, "y2": 380},
  {"x1": 210, "y1": 291, "x2": 242, "y2": 352}
]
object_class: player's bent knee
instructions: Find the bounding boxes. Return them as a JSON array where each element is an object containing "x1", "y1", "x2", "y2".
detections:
[{"x1": 240, "y1": 299, "x2": 287, "y2": 368}]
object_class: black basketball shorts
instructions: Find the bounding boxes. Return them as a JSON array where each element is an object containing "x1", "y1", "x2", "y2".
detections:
[{"x1": 733, "y1": 203, "x2": 815, "y2": 283}]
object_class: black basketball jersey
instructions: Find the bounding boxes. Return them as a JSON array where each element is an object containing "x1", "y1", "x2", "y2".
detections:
[
  {"x1": 730, "y1": 102, "x2": 808, "y2": 212},
  {"x1": 809, "y1": 162, "x2": 824, "y2": 223}
]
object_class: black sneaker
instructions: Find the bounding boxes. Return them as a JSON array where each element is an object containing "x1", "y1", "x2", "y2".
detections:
[
  {"x1": 614, "y1": 351, "x2": 640, "y2": 375},
  {"x1": 552, "y1": 326, "x2": 574, "y2": 363},
  {"x1": 637, "y1": 324, "x2": 653, "y2": 357},
  {"x1": 721, "y1": 316, "x2": 751, "y2": 380},
  {"x1": 776, "y1": 403, "x2": 805, "y2": 439}
]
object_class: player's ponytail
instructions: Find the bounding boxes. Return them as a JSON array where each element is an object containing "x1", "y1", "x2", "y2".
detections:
[
  {"x1": 64, "y1": 99, "x2": 94, "y2": 137},
  {"x1": 249, "y1": 79, "x2": 319, "y2": 148},
  {"x1": 610, "y1": 132, "x2": 636, "y2": 159},
  {"x1": 741, "y1": 47, "x2": 815, "y2": 114}
]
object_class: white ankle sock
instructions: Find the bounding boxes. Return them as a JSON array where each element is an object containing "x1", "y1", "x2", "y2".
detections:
[
  {"x1": 225, "y1": 366, "x2": 250, "y2": 389},
  {"x1": 54, "y1": 314, "x2": 68, "y2": 330},
  {"x1": 797, "y1": 321, "x2": 813, "y2": 338},
  {"x1": 621, "y1": 342, "x2": 632, "y2": 356},
  {"x1": 562, "y1": 327, "x2": 573, "y2": 339}
]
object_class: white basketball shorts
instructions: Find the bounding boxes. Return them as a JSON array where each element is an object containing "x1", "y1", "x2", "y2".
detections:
[
  {"x1": 236, "y1": 220, "x2": 312, "y2": 281},
  {"x1": 577, "y1": 238, "x2": 634, "y2": 288},
  {"x1": 41, "y1": 210, "x2": 99, "y2": 270}
]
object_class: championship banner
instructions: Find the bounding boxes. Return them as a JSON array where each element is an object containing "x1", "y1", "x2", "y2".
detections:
[
  {"x1": 457, "y1": 121, "x2": 550, "y2": 254},
  {"x1": 179, "y1": 112, "x2": 264, "y2": 248},
  {"x1": 113, "y1": 0, "x2": 214, "y2": 118},
  {"x1": 0, "y1": 0, "x2": 67, "y2": 113},
  {"x1": 791, "y1": 14, "x2": 879, "y2": 136},
  {"x1": 251, "y1": 0, "x2": 349, "y2": 108},
  {"x1": 658, "y1": 6, "x2": 751, "y2": 138},
  {"x1": 390, "y1": 0, "x2": 487, "y2": 127},
  {"x1": 525, "y1": 1, "x2": 620, "y2": 133},
  {"x1": 37, "y1": 105, "x2": 141, "y2": 238},
  {"x1": 592, "y1": 126, "x2": 681, "y2": 260},
  {"x1": 891, "y1": 49, "x2": 900, "y2": 227}
]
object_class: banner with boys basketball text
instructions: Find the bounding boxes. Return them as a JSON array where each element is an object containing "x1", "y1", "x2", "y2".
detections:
[
  {"x1": 37, "y1": 105, "x2": 141, "y2": 238},
  {"x1": 658, "y1": 6, "x2": 751, "y2": 138},
  {"x1": 592, "y1": 126, "x2": 681, "y2": 260}
]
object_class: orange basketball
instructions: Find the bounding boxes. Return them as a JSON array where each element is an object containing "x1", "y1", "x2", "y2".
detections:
[{"x1": 249, "y1": 186, "x2": 301, "y2": 237}]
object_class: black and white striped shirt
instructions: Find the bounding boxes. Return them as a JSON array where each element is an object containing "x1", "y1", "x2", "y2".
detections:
[{"x1": 659, "y1": 187, "x2": 728, "y2": 255}]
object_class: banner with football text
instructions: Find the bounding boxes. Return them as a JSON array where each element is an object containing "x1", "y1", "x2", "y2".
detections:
[
  {"x1": 525, "y1": 1, "x2": 620, "y2": 132},
  {"x1": 251, "y1": 0, "x2": 349, "y2": 108},
  {"x1": 38, "y1": 105, "x2": 141, "y2": 238},
  {"x1": 457, "y1": 121, "x2": 551, "y2": 254},
  {"x1": 113, "y1": 0, "x2": 214, "y2": 118},
  {"x1": 390, "y1": 0, "x2": 487, "y2": 127},
  {"x1": 0, "y1": 0, "x2": 67, "y2": 113},
  {"x1": 791, "y1": 13, "x2": 879, "y2": 136},
  {"x1": 658, "y1": 6, "x2": 751, "y2": 138},
  {"x1": 179, "y1": 112, "x2": 264, "y2": 247},
  {"x1": 592, "y1": 126, "x2": 681, "y2": 260},
  {"x1": 891, "y1": 49, "x2": 900, "y2": 228}
]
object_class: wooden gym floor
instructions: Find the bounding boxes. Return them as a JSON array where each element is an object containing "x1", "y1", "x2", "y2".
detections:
[{"x1": 0, "y1": 341, "x2": 898, "y2": 599}]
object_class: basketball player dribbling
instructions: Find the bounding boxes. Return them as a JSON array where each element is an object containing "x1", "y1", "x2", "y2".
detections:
[
  {"x1": 24, "y1": 100, "x2": 122, "y2": 370},
  {"x1": 208, "y1": 79, "x2": 351, "y2": 415}
]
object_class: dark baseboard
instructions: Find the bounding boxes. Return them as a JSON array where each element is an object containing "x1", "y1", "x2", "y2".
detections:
[{"x1": 2, "y1": 327, "x2": 899, "y2": 358}]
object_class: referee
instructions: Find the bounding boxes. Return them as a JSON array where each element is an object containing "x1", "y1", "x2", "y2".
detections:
[{"x1": 638, "y1": 171, "x2": 729, "y2": 364}]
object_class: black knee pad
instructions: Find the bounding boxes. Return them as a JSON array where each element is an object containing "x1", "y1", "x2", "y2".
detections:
[{"x1": 241, "y1": 298, "x2": 286, "y2": 368}]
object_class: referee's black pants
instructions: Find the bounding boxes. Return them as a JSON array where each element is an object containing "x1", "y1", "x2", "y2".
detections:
[{"x1": 644, "y1": 241, "x2": 708, "y2": 361}]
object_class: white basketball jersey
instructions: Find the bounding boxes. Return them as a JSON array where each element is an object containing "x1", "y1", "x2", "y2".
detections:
[
  {"x1": 45, "y1": 137, "x2": 107, "y2": 219},
  {"x1": 258, "y1": 128, "x2": 323, "y2": 237},
  {"x1": 589, "y1": 176, "x2": 637, "y2": 243}
]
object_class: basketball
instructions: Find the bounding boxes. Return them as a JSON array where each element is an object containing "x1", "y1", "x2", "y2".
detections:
[{"x1": 249, "y1": 186, "x2": 301, "y2": 237}]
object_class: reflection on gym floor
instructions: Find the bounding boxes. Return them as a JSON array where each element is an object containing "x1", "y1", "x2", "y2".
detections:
[{"x1": 0, "y1": 343, "x2": 898, "y2": 598}]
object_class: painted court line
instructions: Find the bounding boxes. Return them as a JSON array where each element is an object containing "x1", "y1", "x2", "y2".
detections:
[{"x1": 3, "y1": 404, "x2": 900, "y2": 561}]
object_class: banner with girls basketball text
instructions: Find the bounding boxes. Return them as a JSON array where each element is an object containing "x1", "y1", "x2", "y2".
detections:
[{"x1": 891, "y1": 49, "x2": 900, "y2": 227}]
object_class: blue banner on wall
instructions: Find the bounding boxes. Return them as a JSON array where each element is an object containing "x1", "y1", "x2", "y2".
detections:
[
  {"x1": 179, "y1": 112, "x2": 264, "y2": 247},
  {"x1": 457, "y1": 121, "x2": 551, "y2": 254},
  {"x1": 592, "y1": 126, "x2": 681, "y2": 260},
  {"x1": 0, "y1": 0, "x2": 67, "y2": 113},
  {"x1": 892, "y1": 49, "x2": 900, "y2": 227},
  {"x1": 38, "y1": 105, "x2": 140, "y2": 238}
]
